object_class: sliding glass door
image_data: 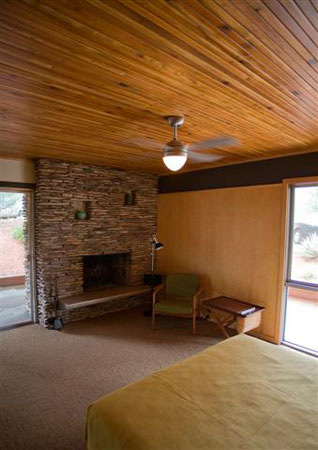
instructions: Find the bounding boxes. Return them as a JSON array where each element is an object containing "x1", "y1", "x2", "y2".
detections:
[
  {"x1": 0, "y1": 188, "x2": 36, "y2": 329},
  {"x1": 283, "y1": 184, "x2": 318, "y2": 354}
]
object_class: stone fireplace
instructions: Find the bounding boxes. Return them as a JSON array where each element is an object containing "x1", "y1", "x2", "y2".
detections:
[
  {"x1": 83, "y1": 253, "x2": 130, "y2": 290},
  {"x1": 34, "y1": 159, "x2": 157, "y2": 327}
]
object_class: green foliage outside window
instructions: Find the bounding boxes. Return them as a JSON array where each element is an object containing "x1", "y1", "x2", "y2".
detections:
[
  {"x1": 12, "y1": 224, "x2": 25, "y2": 242},
  {"x1": 300, "y1": 233, "x2": 318, "y2": 262}
]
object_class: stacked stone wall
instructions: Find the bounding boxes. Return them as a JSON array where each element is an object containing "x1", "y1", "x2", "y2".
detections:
[{"x1": 35, "y1": 159, "x2": 157, "y2": 326}]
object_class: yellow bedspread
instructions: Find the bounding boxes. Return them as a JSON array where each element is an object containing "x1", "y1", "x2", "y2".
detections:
[{"x1": 86, "y1": 334, "x2": 318, "y2": 450}]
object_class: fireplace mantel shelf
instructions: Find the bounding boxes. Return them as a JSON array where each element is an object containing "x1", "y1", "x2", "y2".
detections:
[{"x1": 59, "y1": 285, "x2": 150, "y2": 310}]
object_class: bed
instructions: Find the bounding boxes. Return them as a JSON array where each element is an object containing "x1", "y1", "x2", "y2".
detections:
[{"x1": 86, "y1": 334, "x2": 318, "y2": 450}]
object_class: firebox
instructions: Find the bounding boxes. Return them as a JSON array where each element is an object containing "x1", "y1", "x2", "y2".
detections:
[{"x1": 83, "y1": 253, "x2": 129, "y2": 291}]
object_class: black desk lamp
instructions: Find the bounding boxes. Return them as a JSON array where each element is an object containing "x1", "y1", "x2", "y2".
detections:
[
  {"x1": 144, "y1": 235, "x2": 164, "y2": 316},
  {"x1": 151, "y1": 235, "x2": 164, "y2": 277}
]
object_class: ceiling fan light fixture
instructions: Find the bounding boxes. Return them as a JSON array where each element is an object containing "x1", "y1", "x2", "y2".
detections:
[
  {"x1": 162, "y1": 138, "x2": 187, "y2": 172},
  {"x1": 163, "y1": 154, "x2": 187, "y2": 171},
  {"x1": 126, "y1": 115, "x2": 235, "y2": 171}
]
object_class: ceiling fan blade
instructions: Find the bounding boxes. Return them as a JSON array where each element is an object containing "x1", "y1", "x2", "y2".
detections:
[
  {"x1": 188, "y1": 136, "x2": 239, "y2": 152},
  {"x1": 188, "y1": 151, "x2": 224, "y2": 163},
  {"x1": 123, "y1": 137, "x2": 163, "y2": 149}
]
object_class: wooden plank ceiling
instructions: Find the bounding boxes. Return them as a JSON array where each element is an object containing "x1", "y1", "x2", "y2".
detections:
[{"x1": 1, "y1": 0, "x2": 317, "y2": 173}]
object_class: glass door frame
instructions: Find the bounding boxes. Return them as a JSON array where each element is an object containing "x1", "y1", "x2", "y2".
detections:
[
  {"x1": 286, "y1": 184, "x2": 318, "y2": 292},
  {"x1": 0, "y1": 184, "x2": 37, "y2": 328},
  {"x1": 277, "y1": 176, "x2": 318, "y2": 355}
]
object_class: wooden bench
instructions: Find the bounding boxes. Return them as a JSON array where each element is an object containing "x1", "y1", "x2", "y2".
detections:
[
  {"x1": 201, "y1": 296, "x2": 265, "y2": 338},
  {"x1": 59, "y1": 285, "x2": 151, "y2": 310}
]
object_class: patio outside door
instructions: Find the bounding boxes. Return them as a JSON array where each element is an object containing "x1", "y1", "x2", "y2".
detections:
[
  {"x1": 283, "y1": 183, "x2": 318, "y2": 355},
  {"x1": 0, "y1": 188, "x2": 36, "y2": 329}
]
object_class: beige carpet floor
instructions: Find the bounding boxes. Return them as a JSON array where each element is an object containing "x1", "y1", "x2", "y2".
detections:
[{"x1": 0, "y1": 307, "x2": 223, "y2": 450}]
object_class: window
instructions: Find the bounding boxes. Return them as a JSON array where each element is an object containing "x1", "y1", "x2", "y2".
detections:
[{"x1": 283, "y1": 184, "x2": 318, "y2": 354}]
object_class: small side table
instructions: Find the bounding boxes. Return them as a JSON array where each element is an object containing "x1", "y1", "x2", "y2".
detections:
[{"x1": 201, "y1": 296, "x2": 265, "y2": 338}]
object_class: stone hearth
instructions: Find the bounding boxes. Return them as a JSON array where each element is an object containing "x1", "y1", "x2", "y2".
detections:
[{"x1": 34, "y1": 159, "x2": 157, "y2": 327}]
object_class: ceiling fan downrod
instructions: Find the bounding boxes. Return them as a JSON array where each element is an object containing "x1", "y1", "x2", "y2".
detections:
[{"x1": 164, "y1": 116, "x2": 184, "y2": 140}]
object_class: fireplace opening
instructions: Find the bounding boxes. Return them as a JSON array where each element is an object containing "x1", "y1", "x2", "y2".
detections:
[{"x1": 83, "y1": 253, "x2": 129, "y2": 291}]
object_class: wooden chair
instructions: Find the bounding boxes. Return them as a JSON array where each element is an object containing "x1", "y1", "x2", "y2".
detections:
[{"x1": 152, "y1": 274, "x2": 203, "y2": 335}]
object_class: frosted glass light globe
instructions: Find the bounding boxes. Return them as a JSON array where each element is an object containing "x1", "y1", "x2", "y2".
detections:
[{"x1": 162, "y1": 154, "x2": 187, "y2": 171}]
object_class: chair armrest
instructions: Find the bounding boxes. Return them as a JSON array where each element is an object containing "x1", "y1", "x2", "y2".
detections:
[
  {"x1": 194, "y1": 287, "x2": 203, "y2": 299},
  {"x1": 152, "y1": 284, "x2": 164, "y2": 305},
  {"x1": 193, "y1": 287, "x2": 204, "y2": 311}
]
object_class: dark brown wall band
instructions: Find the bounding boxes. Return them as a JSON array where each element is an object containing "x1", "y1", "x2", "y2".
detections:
[
  {"x1": 158, "y1": 152, "x2": 318, "y2": 194},
  {"x1": 0, "y1": 182, "x2": 35, "y2": 189}
]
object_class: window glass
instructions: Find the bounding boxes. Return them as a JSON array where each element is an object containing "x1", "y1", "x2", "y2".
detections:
[
  {"x1": 284, "y1": 287, "x2": 318, "y2": 352},
  {"x1": 290, "y1": 186, "x2": 318, "y2": 285}
]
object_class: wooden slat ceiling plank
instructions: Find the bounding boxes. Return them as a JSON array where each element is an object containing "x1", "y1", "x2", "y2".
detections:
[
  {"x1": 294, "y1": 0, "x2": 318, "y2": 30},
  {"x1": 4, "y1": 128, "x2": 315, "y2": 160},
  {"x1": 1, "y1": 18, "x2": 314, "y2": 142},
  {"x1": 2, "y1": 125, "x2": 162, "y2": 162},
  {"x1": 2, "y1": 134, "x2": 317, "y2": 174},
  {"x1": 278, "y1": 0, "x2": 318, "y2": 46},
  {"x1": 41, "y1": 3, "x2": 316, "y2": 141},
  {"x1": 109, "y1": 0, "x2": 318, "y2": 72},
  {"x1": 262, "y1": 0, "x2": 318, "y2": 58},
  {"x1": 1, "y1": 102, "x2": 173, "y2": 150},
  {"x1": 0, "y1": 146, "x2": 142, "y2": 168},
  {"x1": 121, "y1": 0, "x2": 317, "y2": 118},
  {"x1": 0, "y1": 88, "x2": 313, "y2": 161},
  {"x1": 4, "y1": 4, "x2": 314, "y2": 137},
  {"x1": 0, "y1": 84, "x2": 170, "y2": 138},
  {"x1": 165, "y1": 0, "x2": 317, "y2": 112},
  {"x1": 3, "y1": 89, "x2": 171, "y2": 151},
  {"x1": 1, "y1": 148, "x2": 164, "y2": 174},
  {"x1": 1, "y1": 127, "x2": 162, "y2": 162},
  {"x1": 0, "y1": 140, "x2": 152, "y2": 166},
  {"x1": 246, "y1": 0, "x2": 318, "y2": 62},
  {"x1": 1, "y1": 17, "x2": 315, "y2": 137},
  {"x1": 0, "y1": 19, "x2": 284, "y2": 127},
  {"x1": 3, "y1": 129, "x2": 316, "y2": 172},
  {"x1": 1, "y1": 138, "x2": 157, "y2": 163},
  {"x1": 3, "y1": 131, "x2": 315, "y2": 174},
  {"x1": 24, "y1": 0, "x2": 318, "y2": 119},
  {"x1": 8, "y1": 0, "x2": 318, "y2": 114},
  {"x1": 310, "y1": 0, "x2": 318, "y2": 13},
  {"x1": 2, "y1": 52, "x2": 315, "y2": 153},
  {"x1": 0, "y1": 38, "x2": 181, "y2": 119},
  {"x1": 0, "y1": 118, "x2": 311, "y2": 169},
  {"x1": 211, "y1": 0, "x2": 317, "y2": 86},
  {"x1": 0, "y1": 144, "x2": 160, "y2": 171},
  {"x1": 81, "y1": 0, "x2": 317, "y2": 127},
  {"x1": 199, "y1": 0, "x2": 317, "y2": 100},
  {"x1": 4, "y1": 74, "x2": 304, "y2": 154},
  {"x1": 0, "y1": 0, "x2": 316, "y2": 171},
  {"x1": 3, "y1": 108, "x2": 300, "y2": 166},
  {"x1": 2, "y1": 101, "x2": 292, "y2": 157},
  {"x1": 1, "y1": 90, "x2": 169, "y2": 138},
  {"x1": 2, "y1": 108, "x2": 264, "y2": 156}
]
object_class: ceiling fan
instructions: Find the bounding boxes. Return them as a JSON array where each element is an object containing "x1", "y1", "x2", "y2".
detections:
[{"x1": 126, "y1": 116, "x2": 239, "y2": 172}]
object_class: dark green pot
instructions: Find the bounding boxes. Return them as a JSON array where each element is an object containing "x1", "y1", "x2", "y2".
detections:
[{"x1": 76, "y1": 211, "x2": 86, "y2": 220}]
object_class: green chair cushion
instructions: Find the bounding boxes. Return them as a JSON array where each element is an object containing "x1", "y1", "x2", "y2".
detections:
[
  {"x1": 155, "y1": 298, "x2": 193, "y2": 315},
  {"x1": 165, "y1": 274, "x2": 198, "y2": 297}
]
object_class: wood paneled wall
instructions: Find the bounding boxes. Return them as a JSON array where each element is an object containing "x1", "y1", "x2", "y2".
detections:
[
  {"x1": 157, "y1": 184, "x2": 283, "y2": 343},
  {"x1": 0, "y1": 158, "x2": 35, "y2": 184}
]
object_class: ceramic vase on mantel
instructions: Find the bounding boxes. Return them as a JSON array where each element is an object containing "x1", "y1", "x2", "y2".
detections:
[{"x1": 76, "y1": 210, "x2": 87, "y2": 220}]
